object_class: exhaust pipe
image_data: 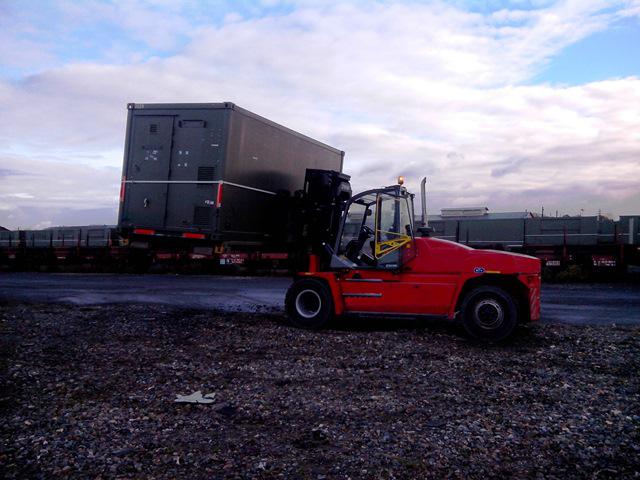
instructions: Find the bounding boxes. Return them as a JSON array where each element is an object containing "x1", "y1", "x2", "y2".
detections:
[{"x1": 420, "y1": 177, "x2": 428, "y2": 227}]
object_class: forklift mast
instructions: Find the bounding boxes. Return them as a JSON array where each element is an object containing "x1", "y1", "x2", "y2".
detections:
[{"x1": 292, "y1": 169, "x2": 352, "y2": 265}]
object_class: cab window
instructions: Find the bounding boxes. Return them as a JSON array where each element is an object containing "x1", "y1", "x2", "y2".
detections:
[
  {"x1": 375, "y1": 194, "x2": 413, "y2": 269},
  {"x1": 337, "y1": 191, "x2": 413, "y2": 269},
  {"x1": 338, "y1": 195, "x2": 376, "y2": 266}
]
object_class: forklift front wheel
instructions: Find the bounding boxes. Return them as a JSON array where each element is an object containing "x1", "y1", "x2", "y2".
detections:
[
  {"x1": 285, "y1": 278, "x2": 334, "y2": 329},
  {"x1": 460, "y1": 285, "x2": 518, "y2": 342}
]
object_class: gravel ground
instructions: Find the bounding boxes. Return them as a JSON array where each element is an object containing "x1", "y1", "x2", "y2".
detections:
[{"x1": 1, "y1": 304, "x2": 639, "y2": 479}]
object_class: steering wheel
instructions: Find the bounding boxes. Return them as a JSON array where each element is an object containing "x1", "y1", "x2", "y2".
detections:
[
  {"x1": 345, "y1": 225, "x2": 375, "y2": 263},
  {"x1": 361, "y1": 225, "x2": 374, "y2": 237}
]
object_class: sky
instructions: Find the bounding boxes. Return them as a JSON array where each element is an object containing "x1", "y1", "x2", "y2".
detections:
[{"x1": 0, "y1": 0, "x2": 639, "y2": 229}]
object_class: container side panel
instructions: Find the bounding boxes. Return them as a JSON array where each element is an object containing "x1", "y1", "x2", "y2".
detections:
[
  {"x1": 428, "y1": 220, "x2": 445, "y2": 237},
  {"x1": 218, "y1": 185, "x2": 288, "y2": 244},
  {"x1": 82, "y1": 227, "x2": 111, "y2": 247},
  {"x1": 26, "y1": 231, "x2": 51, "y2": 248},
  {"x1": 444, "y1": 220, "x2": 459, "y2": 241},
  {"x1": 465, "y1": 219, "x2": 524, "y2": 246},
  {"x1": 220, "y1": 109, "x2": 342, "y2": 242},
  {"x1": 225, "y1": 110, "x2": 343, "y2": 194},
  {"x1": 526, "y1": 218, "x2": 566, "y2": 245}
]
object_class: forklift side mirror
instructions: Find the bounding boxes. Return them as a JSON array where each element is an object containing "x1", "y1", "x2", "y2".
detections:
[
  {"x1": 405, "y1": 224, "x2": 413, "y2": 236},
  {"x1": 417, "y1": 226, "x2": 433, "y2": 237}
]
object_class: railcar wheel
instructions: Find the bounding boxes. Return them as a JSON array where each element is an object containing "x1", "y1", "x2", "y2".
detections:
[
  {"x1": 285, "y1": 278, "x2": 334, "y2": 329},
  {"x1": 460, "y1": 286, "x2": 518, "y2": 342}
]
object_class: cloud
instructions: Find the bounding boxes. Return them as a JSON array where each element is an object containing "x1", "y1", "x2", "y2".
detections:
[
  {"x1": 0, "y1": 154, "x2": 120, "y2": 229},
  {"x1": 0, "y1": 168, "x2": 30, "y2": 177},
  {"x1": 0, "y1": 1, "x2": 639, "y2": 228},
  {"x1": 491, "y1": 157, "x2": 528, "y2": 177}
]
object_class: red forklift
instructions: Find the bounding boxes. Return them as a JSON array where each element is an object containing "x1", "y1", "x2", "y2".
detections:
[{"x1": 286, "y1": 170, "x2": 541, "y2": 341}]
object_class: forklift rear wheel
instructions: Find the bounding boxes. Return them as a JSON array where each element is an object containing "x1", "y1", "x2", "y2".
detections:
[
  {"x1": 460, "y1": 286, "x2": 518, "y2": 342},
  {"x1": 285, "y1": 279, "x2": 333, "y2": 329}
]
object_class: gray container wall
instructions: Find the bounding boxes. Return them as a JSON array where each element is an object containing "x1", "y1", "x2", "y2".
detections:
[
  {"x1": 429, "y1": 216, "x2": 623, "y2": 248},
  {"x1": 225, "y1": 108, "x2": 343, "y2": 193},
  {"x1": 21, "y1": 228, "x2": 77, "y2": 248},
  {"x1": 220, "y1": 107, "x2": 344, "y2": 241},
  {"x1": 1, "y1": 227, "x2": 114, "y2": 249},
  {"x1": 526, "y1": 218, "x2": 577, "y2": 245},
  {"x1": 428, "y1": 220, "x2": 445, "y2": 238},
  {"x1": 461, "y1": 219, "x2": 525, "y2": 247},
  {"x1": 526, "y1": 216, "x2": 606, "y2": 246},
  {"x1": 443, "y1": 221, "x2": 459, "y2": 241},
  {"x1": 0, "y1": 231, "x2": 20, "y2": 247},
  {"x1": 50, "y1": 228, "x2": 81, "y2": 247},
  {"x1": 80, "y1": 227, "x2": 113, "y2": 247},
  {"x1": 620, "y1": 216, "x2": 640, "y2": 244},
  {"x1": 25, "y1": 230, "x2": 52, "y2": 248},
  {"x1": 597, "y1": 218, "x2": 616, "y2": 243},
  {"x1": 118, "y1": 103, "x2": 344, "y2": 242},
  {"x1": 24, "y1": 227, "x2": 113, "y2": 248}
]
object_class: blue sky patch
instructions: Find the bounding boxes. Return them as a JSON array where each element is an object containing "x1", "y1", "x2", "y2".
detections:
[{"x1": 534, "y1": 17, "x2": 640, "y2": 84}]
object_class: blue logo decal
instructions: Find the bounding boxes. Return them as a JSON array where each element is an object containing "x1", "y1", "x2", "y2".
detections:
[{"x1": 474, "y1": 267, "x2": 485, "y2": 274}]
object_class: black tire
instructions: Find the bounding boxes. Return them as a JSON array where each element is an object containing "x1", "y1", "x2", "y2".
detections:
[
  {"x1": 285, "y1": 278, "x2": 334, "y2": 329},
  {"x1": 460, "y1": 286, "x2": 518, "y2": 342}
]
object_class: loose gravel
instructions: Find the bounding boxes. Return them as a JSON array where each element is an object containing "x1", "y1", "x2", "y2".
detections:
[{"x1": 1, "y1": 304, "x2": 639, "y2": 479}]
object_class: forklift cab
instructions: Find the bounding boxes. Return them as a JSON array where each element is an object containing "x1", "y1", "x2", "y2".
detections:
[{"x1": 330, "y1": 185, "x2": 416, "y2": 271}]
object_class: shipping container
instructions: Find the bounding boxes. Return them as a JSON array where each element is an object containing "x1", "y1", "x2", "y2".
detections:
[{"x1": 118, "y1": 103, "x2": 344, "y2": 248}]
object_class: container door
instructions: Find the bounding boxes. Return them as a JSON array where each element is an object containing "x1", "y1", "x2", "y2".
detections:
[
  {"x1": 123, "y1": 116, "x2": 175, "y2": 228},
  {"x1": 164, "y1": 114, "x2": 224, "y2": 232}
]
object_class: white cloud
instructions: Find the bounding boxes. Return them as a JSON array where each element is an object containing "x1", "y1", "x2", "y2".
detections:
[
  {"x1": 0, "y1": 154, "x2": 120, "y2": 228},
  {"x1": 0, "y1": 0, "x2": 639, "y2": 228}
]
